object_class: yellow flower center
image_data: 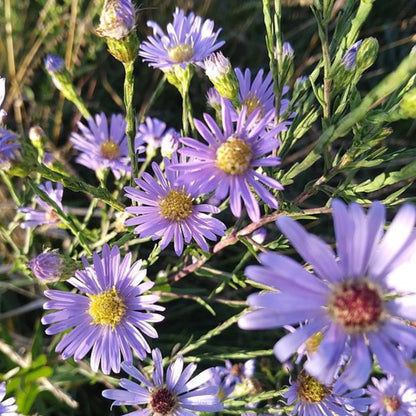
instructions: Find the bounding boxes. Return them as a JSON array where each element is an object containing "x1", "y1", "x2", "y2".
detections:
[
  {"x1": 167, "y1": 43, "x2": 194, "y2": 63},
  {"x1": 158, "y1": 189, "x2": 193, "y2": 222},
  {"x1": 215, "y1": 136, "x2": 253, "y2": 175},
  {"x1": 382, "y1": 395, "x2": 401, "y2": 412},
  {"x1": 298, "y1": 372, "x2": 328, "y2": 403},
  {"x1": 242, "y1": 92, "x2": 264, "y2": 117},
  {"x1": 88, "y1": 287, "x2": 126, "y2": 328},
  {"x1": 100, "y1": 140, "x2": 120, "y2": 160}
]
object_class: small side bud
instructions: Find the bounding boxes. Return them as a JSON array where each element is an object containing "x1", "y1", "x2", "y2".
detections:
[
  {"x1": 28, "y1": 250, "x2": 77, "y2": 283},
  {"x1": 399, "y1": 87, "x2": 416, "y2": 119},
  {"x1": 355, "y1": 37, "x2": 379, "y2": 73},
  {"x1": 204, "y1": 52, "x2": 239, "y2": 102}
]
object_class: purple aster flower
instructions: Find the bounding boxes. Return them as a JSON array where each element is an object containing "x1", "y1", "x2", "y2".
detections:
[
  {"x1": 139, "y1": 7, "x2": 224, "y2": 69},
  {"x1": 171, "y1": 99, "x2": 285, "y2": 221},
  {"x1": 239, "y1": 200, "x2": 416, "y2": 388},
  {"x1": 41, "y1": 244, "x2": 164, "y2": 375},
  {"x1": 44, "y1": 54, "x2": 65, "y2": 74},
  {"x1": 341, "y1": 40, "x2": 363, "y2": 71},
  {"x1": 97, "y1": 0, "x2": 135, "y2": 40},
  {"x1": 19, "y1": 181, "x2": 66, "y2": 229},
  {"x1": 367, "y1": 376, "x2": 416, "y2": 415},
  {"x1": 0, "y1": 77, "x2": 7, "y2": 122},
  {"x1": 102, "y1": 348, "x2": 223, "y2": 415},
  {"x1": 0, "y1": 129, "x2": 20, "y2": 166},
  {"x1": 70, "y1": 113, "x2": 133, "y2": 179},
  {"x1": 124, "y1": 154, "x2": 226, "y2": 255},
  {"x1": 0, "y1": 382, "x2": 18, "y2": 416},
  {"x1": 235, "y1": 67, "x2": 293, "y2": 125},
  {"x1": 136, "y1": 116, "x2": 176, "y2": 149},
  {"x1": 284, "y1": 371, "x2": 371, "y2": 416}
]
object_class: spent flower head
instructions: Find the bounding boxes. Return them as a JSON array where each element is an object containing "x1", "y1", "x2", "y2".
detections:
[
  {"x1": 171, "y1": 99, "x2": 286, "y2": 221},
  {"x1": 102, "y1": 348, "x2": 223, "y2": 415},
  {"x1": 239, "y1": 199, "x2": 416, "y2": 388},
  {"x1": 42, "y1": 244, "x2": 164, "y2": 375},
  {"x1": 70, "y1": 113, "x2": 133, "y2": 180},
  {"x1": 96, "y1": 0, "x2": 135, "y2": 40},
  {"x1": 0, "y1": 382, "x2": 18, "y2": 416},
  {"x1": 19, "y1": 181, "x2": 66, "y2": 229},
  {"x1": 139, "y1": 7, "x2": 224, "y2": 70},
  {"x1": 124, "y1": 154, "x2": 226, "y2": 255}
]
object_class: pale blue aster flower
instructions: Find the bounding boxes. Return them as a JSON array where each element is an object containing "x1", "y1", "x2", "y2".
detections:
[
  {"x1": 135, "y1": 116, "x2": 176, "y2": 149},
  {"x1": 28, "y1": 250, "x2": 64, "y2": 282},
  {"x1": 171, "y1": 98, "x2": 285, "y2": 221},
  {"x1": 42, "y1": 244, "x2": 165, "y2": 375},
  {"x1": 367, "y1": 376, "x2": 416, "y2": 416},
  {"x1": 239, "y1": 200, "x2": 416, "y2": 388},
  {"x1": 102, "y1": 348, "x2": 223, "y2": 415},
  {"x1": 19, "y1": 181, "x2": 66, "y2": 229},
  {"x1": 70, "y1": 113, "x2": 136, "y2": 179},
  {"x1": 139, "y1": 7, "x2": 225, "y2": 69},
  {"x1": 284, "y1": 371, "x2": 371, "y2": 416},
  {"x1": 0, "y1": 382, "x2": 18, "y2": 416},
  {"x1": 124, "y1": 154, "x2": 226, "y2": 255}
]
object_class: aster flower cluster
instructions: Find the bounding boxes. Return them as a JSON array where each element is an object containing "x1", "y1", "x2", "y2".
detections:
[{"x1": 4, "y1": 2, "x2": 416, "y2": 416}]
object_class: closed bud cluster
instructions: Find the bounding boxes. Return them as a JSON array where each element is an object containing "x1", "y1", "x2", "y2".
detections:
[
  {"x1": 96, "y1": 0, "x2": 139, "y2": 63},
  {"x1": 204, "y1": 52, "x2": 239, "y2": 102}
]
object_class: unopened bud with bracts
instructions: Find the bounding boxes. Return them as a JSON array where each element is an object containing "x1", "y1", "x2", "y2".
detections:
[
  {"x1": 27, "y1": 249, "x2": 77, "y2": 283},
  {"x1": 96, "y1": 0, "x2": 139, "y2": 63},
  {"x1": 44, "y1": 55, "x2": 91, "y2": 119},
  {"x1": 204, "y1": 52, "x2": 239, "y2": 102}
]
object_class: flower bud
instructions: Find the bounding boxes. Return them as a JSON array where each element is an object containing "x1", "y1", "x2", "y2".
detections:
[
  {"x1": 28, "y1": 250, "x2": 77, "y2": 283},
  {"x1": 204, "y1": 52, "x2": 239, "y2": 102},
  {"x1": 355, "y1": 37, "x2": 379, "y2": 73},
  {"x1": 399, "y1": 87, "x2": 416, "y2": 119}
]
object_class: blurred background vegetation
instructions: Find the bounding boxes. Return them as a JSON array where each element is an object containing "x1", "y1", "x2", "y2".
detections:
[{"x1": 0, "y1": 0, "x2": 415, "y2": 415}]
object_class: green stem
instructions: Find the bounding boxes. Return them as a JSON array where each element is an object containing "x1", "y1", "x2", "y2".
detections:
[{"x1": 123, "y1": 61, "x2": 137, "y2": 180}]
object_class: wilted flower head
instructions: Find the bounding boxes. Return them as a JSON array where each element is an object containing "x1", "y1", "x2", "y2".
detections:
[
  {"x1": 70, "y1": 113, "x2": 132, "y2": 180},
  {"x1": 19, "y1": 181, "x2": 66, "y2": 229},
  {"x1": 44, "y1": 54, "x2": 65, "y2": 74},
  {"x1": 341, "y1": 40, "x2": 363, "y2": 71},
  {"x1": 42, "y1": 244, "x2": 164, "y2": 375},
  {"x1": 28, "y1": 250, "x2": 76, "y2": 283},
  {"x1": 171, "y1": 98, "x2": 285, "y2": 221},
  {"x1": 124, "y1": 154, "x2": 226, "y2": 255},
  {"x1": 366, "y1": 376, "x2": 416, "y2": 416},
  {"x1": 102, "y1": 348, "x2": 223, "y2": 415},
  {"x1": 0, "y1": 129, "x2": 20, "y2": 166},
  {"x1": 239, "y1": 200, "x2": 416, "y2": 388},
  {"x1": 97, "y1": 0, "x2": 135, "y2": 40},
  {"x1": 206, "y1": 86, "x2": 222, "y2": 111},
  {"x1": 0, "y1": 382, "x2": 18, "y2": 416},
  {"x1": 139, "y1": 7, "x2": 224, "y2": 70}
]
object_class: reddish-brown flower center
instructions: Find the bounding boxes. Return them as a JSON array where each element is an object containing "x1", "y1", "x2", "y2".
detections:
[
  {"x1": 382, "y1": 395, "x2": 401, "y2": 412},
  {"x1": 150, "y1": 387, "x2": 177, "y2": 415},
  {"x1": 329, "y1": 280, "x2": 383, "y2": 332}
]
